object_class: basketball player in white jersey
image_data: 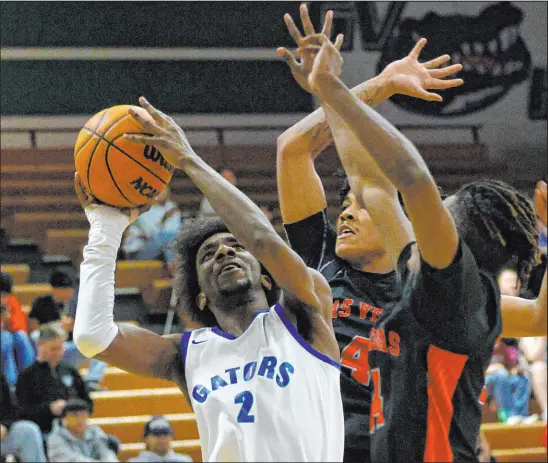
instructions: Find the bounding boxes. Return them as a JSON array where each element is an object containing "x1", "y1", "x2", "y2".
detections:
[{"x1": 73, "y1": 97, "x2": 344, "y2": 462}]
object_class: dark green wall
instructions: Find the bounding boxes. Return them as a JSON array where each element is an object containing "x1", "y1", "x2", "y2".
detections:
[
  {"x1": 1, "y1": 60, "x2": 312, "y2": 115},
  {"x1": 1, "y1": 2, "x2": 321, "y2": 47}
]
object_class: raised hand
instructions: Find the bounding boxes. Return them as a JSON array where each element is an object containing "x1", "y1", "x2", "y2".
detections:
[
  {"x1": 74, "y1": 172, "x2": 150, "y2": 223},
  {"x1": 307, "y1": 35, "x2": 343, "y2": 93},
  {"x1": 278, "y1": 4, "x2": 343, "y2": 94},
  {"x1": 125, "y1": 97, "x2": 197, "y2": 170},
  {"x1": 378, "y1": 38, "x2": 464, "y2": 102}
]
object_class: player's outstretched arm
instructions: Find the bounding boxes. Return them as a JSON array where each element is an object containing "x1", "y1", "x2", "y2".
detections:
[
  {"x1": 277, "y1": 5, "x2": 393, "y2": 225},
  {"x1": 500, "y1": 181, "x2": 547, "y2": 337},
  {"x1": 72, "y1": 175, "x2": 183, "y2": 383},
  {"x1": 126, "y1": 99, "x2": 334, "y2": 325},
  {"x1": 309, "y1": 36, "x2": 464, "y2": 270}
]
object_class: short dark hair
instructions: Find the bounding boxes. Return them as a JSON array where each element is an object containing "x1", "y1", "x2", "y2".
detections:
[
  {"x1": 450, "y1": 180, "x2": 538, "y2": 284},
  {"x1": 0, "y1": 272, "x2": 13, "y2": 294},
  {"x1": 62, "y1": 398, "x2": 91, "y2": 417},
  {"x1": 171, "y1": 218, "x2": 280, "y2": 327},
  {"x1": 50, "y1": 270, "x2": 73, "y2": 288}
]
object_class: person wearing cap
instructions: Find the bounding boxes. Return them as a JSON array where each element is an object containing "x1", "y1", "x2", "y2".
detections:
[
  {"x1": 128, "y1": 416, "x2": 192, "y2": 462},
  {"x1": 1, "y1": 272, "x2": 36, "y2": 387},
  {"x1": 47, "y1": 398, "x2": 118, "y2": 462}
]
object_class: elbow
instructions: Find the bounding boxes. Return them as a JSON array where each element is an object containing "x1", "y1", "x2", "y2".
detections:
[
  {"x1": 395, "y1": 162, "x2": 433, "y2": 196},
  {"x1": 73, "y1": 322, "x2": 110, "y2": 359}
]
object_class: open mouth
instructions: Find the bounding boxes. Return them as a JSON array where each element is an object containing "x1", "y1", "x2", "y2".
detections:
[
  {"x1": 338, "y1": 225, "x2": 356, "y2": 237},
  {"x1": 378, "y1": 2, "x2": 531, "y2": 117},
  {"x1": 219, "y1": 262, "x2": 243, "y2": 275}
]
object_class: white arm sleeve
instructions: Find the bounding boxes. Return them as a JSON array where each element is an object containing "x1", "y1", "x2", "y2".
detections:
[{"x1": 73, "y1": 205, "x2": 130, "y2": 358}]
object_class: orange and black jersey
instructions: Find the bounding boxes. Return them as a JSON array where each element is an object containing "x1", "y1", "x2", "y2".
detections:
[
  {"x1": 369, "y1": 241, "x2": 501, "y2": 463},
  {"x1": 285, "y1": 209, "x2": 400, "y2": 463}
]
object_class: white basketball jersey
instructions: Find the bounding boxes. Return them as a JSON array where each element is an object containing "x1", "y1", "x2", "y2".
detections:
[{"x1": 181, "y1": 303, "x2": 344, "y2": 462}]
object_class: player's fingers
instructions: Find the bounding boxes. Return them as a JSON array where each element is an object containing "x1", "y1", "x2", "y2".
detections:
[
  {"x1": 284, "y1": 13, "x2": 303, "y2": 44},
  {"x1": 129, "y1": 104, "x2": 161, "y2": 133},
  {"x1": 536, "y1": 179, "x2": 547, "y2": 197},
  {"x1": 297, "y1": 44, "x2": 321, "y2": 56},
  {"x1": 277, "y1": 47, "x2": 300, "y2": 65},
  {"x1": 74, "y1": 173, "x2": 92, "y2": 206},
  {"x1": 428, "y1": 63, "x2": 462, "y2": 79},
  {"x1": 427, "y1": 77, "x2": 464, "y2": 90},
  {"x1": 414, "y1": 86, "x2": 443, "y2": 102},
  {"x1": 124, "y1": 133, "x2": 166, "y2": 146},
  {"x1": 300, "y1": 34, "x2": 329, "y2": 46},
  {"x1": 321, "y1": 10, "x2": 333, "y2": 38},
  {"x1": 334, "y1": 33, "x2": 344, "y2": 51},
  {"x1": 422, "y1": 54, "x2": 451, "y2": 69},
  {"x1": 408, "y1": 38, "x2": 427, "y2": 60},
  {"x1": 300, "y1": 4, "x2": 316, "y2": 36},
  {"x1": 138, "y1": 96, "x2": 167, "y2": 125}
]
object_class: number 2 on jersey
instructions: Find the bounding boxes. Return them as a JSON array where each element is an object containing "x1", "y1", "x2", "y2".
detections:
[
  {"x1": 234, "y1": 390, "x2": 255, "y2": 423},
  {"x1": 340, "y1": 336, "x2": 385, "y2": 433}
]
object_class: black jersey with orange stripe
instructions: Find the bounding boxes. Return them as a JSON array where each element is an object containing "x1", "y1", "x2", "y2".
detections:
[
  {"x1": 284, "y1": 209, "x2": 400, "y2": 463},
  {"x1": 369, "y1": 241, "x2": 501, "y2": 463}
]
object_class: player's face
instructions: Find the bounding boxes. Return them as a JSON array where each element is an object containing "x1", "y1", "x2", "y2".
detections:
[
  {"x1": 335, "y1": 193, "x2": 385, "y2": 263},
  {"x1": 196, "y1": 232, "x2": 262, "y2": 300}
]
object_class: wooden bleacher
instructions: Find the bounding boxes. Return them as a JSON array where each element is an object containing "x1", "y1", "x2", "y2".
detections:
[
  {"x1": 83, "y1": 367, "x2": 547, "y2": 463},
  {"x1": 2, "y1": 144, "x2": 544, "y2": 462},
  {"x1": 0, "y1": 264, "x2": 30, "y2": 284}
]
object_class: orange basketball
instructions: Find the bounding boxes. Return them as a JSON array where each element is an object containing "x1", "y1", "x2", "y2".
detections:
[{"x1": 74, "y1": 105, "x2": 173, "y2": 208}]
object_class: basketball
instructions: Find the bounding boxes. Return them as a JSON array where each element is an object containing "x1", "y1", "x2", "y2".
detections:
[{"x1": 74, "y1": 105, "x2": 174, "y2": 208}]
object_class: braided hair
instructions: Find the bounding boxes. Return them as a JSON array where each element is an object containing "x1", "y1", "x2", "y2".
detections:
[{"x1": 449, "y1": 180, "x2": 539, "y2": 284}]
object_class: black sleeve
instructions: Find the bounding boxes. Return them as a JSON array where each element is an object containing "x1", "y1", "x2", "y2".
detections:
[
  {"x1": 72, "y1": 370, "x2": 94, "y2": 413},
  {"x1": 1, "y1": 375, "x2": 20, "y2": 430},
  {"x1": 398, "y1": 240, "x2": 501, "y2": 355},
  {"x1": 283, "y1": 209, "x2": 338, "y2": 270},
  {"x1": 15, "y1": 371, "x2": 54, "y2": 432}
]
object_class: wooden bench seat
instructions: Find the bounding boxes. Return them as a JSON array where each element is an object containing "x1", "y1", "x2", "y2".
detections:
[
  {"x1": 482, "y1": 422, "x2": 547, "y2": 450},
  {"x1": 115, "y1": 260, "x2": 166, "y2": 288},
  {"x1": 80, "y1": 367, "x2": 174, "y2": 391},
  {"x1": 3, "y1": 212, "x2": 88, "y2": 242},
  {"x1": 0, "y1": 264, "x2": 30, "y2": 284},
  {"x1": 12, "y1": 283, "x2": 52, "y2": 306},
  {"x1": 90, "y1": 387, "x2": 191, "y2": 417},
  {"x1": 89, "y1": 413, "x2": 198, "y2": 444},
  {"x1": 492, "y1": 447, "x2": 547, "y2": 463},
  {"x1": 119, "y1": 439, "x2": 202, "y2": 462},
  {"x1": 41, "y1": 229, "x2": 89, "y2": 256}
]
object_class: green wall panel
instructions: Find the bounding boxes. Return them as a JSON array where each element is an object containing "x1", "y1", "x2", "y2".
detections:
[
  {"x1": 0, "y1": 59, "x2": 313, "y2": 115},
  {"x1": 1, "y1": 1, "x2": 322, "y2": 47}
]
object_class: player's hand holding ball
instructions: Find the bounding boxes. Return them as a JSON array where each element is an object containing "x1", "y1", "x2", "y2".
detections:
[{"x1": 125, "y1": 97, "x2": 198, "y2": 170}]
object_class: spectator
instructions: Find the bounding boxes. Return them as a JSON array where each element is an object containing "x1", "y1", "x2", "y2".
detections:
[
  {"x1": 16, "y1": 323, "x2": 93, "y2": 435},
  {"x1": 537, "y1": 218, "x2": 547, "y2": 256},
  {"x1": 485, "y1": 268, "x2": 533, "y2": 424},
  {"x1": 0, "y1": 273, "x2": 35, "y2": 388},
  {"x1": 520, "y1": 336, "x2": 547, "y2": 422},
  {"x1": 60, "y1": 274, "x2": 107, "y2": 392},
  {"x1": 198, "y1": 169, "x2": 237, "y2": 219},
  {"x1": 1, "y1": 374, "x2": 47, "y2": 462},
  {"x1": 28, "y1": 295, "x2": 63, "y2": 337},
  {"x1": 47, "y1": 398, "x2": 118, "y2": 462},
  {"x1": 128, "y1": 416, "x2": 192, "y2": 462},
  {"x1": 122, "y1": 187, "x2": 182, "y2": 262}
]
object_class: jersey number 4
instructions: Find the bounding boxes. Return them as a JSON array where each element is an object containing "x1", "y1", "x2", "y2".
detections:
[
  {"x1": 234, "y1": 390, "x2": 255, "y2": 423},
  {"x1": 341, "y1": 336, "x2": 385, "y2": 433}
]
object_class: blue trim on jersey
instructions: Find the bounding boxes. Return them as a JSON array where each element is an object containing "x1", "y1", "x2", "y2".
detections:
[
  {"x1": 180, "y1": 331, "x2": 192, "y2": 365},
  {"x1": 274, "y1": 303, "x2": 341, "y2": 370},
  {"x1": 210, "y1": 309, "x2": 270, "y2": 340}
]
